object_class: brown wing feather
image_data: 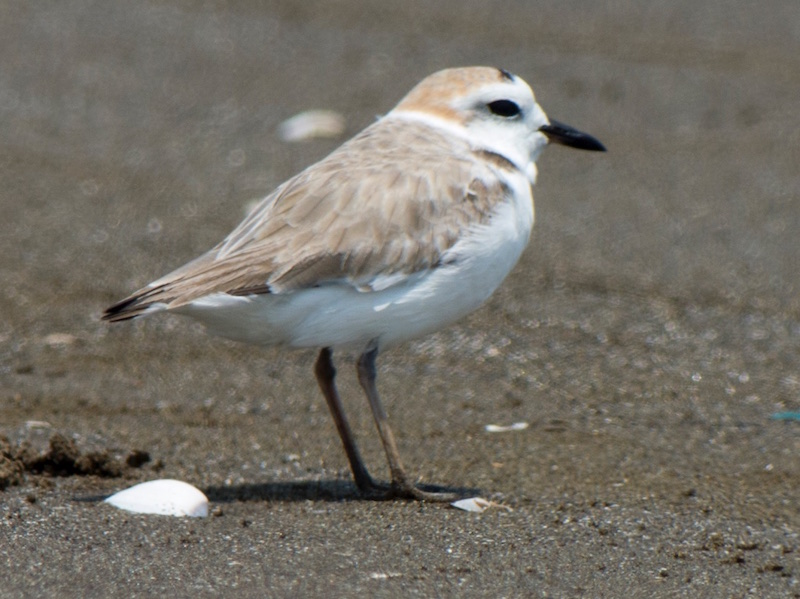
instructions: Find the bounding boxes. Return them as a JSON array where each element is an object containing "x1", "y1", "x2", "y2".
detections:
[{"x1": 103, "y1": 118, "x2": 516, "y2": 322}]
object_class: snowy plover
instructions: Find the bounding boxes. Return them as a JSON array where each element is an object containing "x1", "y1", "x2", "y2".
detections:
[{"x1": 104, "y1": 67, "x2": 605, "y2": 501}]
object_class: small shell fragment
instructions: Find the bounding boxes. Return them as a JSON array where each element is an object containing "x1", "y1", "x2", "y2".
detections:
[
  {"x1": 450, "y1": 497, "x2": 512, "y2": 513},
  {"x1": 369, "y1": 572, "x2": 402, "y2": 580},
  {"x1": 43, "y1": 333, "x2": 79, "y2": 346},
  {"x1": 485, "y1": 422, "x2": 529, "y2": 433},
  {"x1": 105, "y1": 479, "x2": 209, "y2": 517},
  {"x1": 278, "y1": 110, "x2": 346, "y2": 142}
]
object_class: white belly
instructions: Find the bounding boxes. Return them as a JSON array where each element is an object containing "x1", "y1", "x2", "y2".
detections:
[{"x1": 177, "y1": 191, "x2": 534, "y2": 352}]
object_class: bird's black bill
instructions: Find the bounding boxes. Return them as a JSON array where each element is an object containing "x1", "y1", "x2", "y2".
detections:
[{"x1": 539, "y1": 119, "x2": 606, "y2": 152}]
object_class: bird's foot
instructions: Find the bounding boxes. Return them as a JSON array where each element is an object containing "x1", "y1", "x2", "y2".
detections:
[{"x1": 355, "y1": 473, "x2": 459, "y2": 502}]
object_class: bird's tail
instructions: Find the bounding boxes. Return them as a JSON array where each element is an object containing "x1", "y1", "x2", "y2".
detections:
[{"x1": 102, "y1": 285, "x2": 171, "y2": 322}]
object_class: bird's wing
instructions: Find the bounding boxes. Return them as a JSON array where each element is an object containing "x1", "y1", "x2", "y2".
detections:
[{"x1": 103, "y1": 118, "x2": 517, "y2": 321}]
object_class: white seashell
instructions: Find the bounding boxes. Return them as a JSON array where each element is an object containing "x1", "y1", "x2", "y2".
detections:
[
  {"x1": 369, "y1": 572, "x2": 402, "y2": 580},
  {"x1": 450, "y1": 497, "x2": 513, "y2": 513},
  {"x1": 450, "y1": 497, "x2": 492, "y2": 512},
  {"x1": 278, "y1": 110, "x2": 346, "y2": 142},
  {"x1": 105, "y1": 479, "x2": 209, "y2": 517},
  {"x1": 484, "y1": 421, "x2": 529, "y2": 433}
]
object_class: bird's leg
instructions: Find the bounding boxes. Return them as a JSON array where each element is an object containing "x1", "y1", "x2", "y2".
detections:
[
  {"x1": 356, "y1": 345, "x2": 458, "y2": 502},
  {"x1": 314, "y1": 347, "x2": 384, "y2": 496}
]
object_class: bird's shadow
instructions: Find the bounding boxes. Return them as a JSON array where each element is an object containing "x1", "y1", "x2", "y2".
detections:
[{"x1": 205, "y1": 479, "x2": 478, "y2": 503}]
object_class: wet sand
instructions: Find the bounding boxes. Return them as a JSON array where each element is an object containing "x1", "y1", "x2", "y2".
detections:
[{"x1": 2, "y1": 2, "x2": 799, "y2": 596}]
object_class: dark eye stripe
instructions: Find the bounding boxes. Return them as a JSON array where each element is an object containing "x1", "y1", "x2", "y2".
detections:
[{"x1": 488, "y1": 100, "x2": 521, "y2": 118}]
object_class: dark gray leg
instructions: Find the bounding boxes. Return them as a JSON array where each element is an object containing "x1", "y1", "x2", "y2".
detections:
[
  {"x1": 356, "y1": 345, "x2": 458, "y2": 501},
  {"x1": 314, "y1": 347, "x2": 383, "y2": 496}
]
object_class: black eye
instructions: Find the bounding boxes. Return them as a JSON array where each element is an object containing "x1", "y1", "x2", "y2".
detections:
[{"x1": 487, "y1": 100, "x2": 521, "y2": 118}]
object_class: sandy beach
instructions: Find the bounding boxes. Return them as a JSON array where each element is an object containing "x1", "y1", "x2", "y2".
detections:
[{"x1": 2, "y1": 2, "x2": 799, "y2": 596}]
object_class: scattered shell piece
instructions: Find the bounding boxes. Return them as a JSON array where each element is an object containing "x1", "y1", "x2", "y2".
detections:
[
  {"x1": 369, "y1": 572, "x2": 402, "y2": 580},
  {"x1": 485, "y1": 421, "x2": 529, "y2": 433},
  {"x1": 105, "y1": 479, "x2": 208, "y2": 517},
  {"x1": 278, "y1": 110, "x2": 345, "y2": 142},
  {"x1": 24, "y1": 420, "x2": 52, "y2": 429},
  {"x1": 43, "y1": 333, "x2": 78, "y2": 347},
  {"x1": 450, "y1": 497, "x2": 512, "y2": 513}
]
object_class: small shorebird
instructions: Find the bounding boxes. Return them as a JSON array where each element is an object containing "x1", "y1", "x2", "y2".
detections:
[{"x1": 104, "y1": 67, "x2": 605, "y2": 501}]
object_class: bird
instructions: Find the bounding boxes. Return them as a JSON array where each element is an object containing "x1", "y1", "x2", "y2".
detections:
[{"x1": 103, "y1": 67, "x2": 606, "y2": 501}]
